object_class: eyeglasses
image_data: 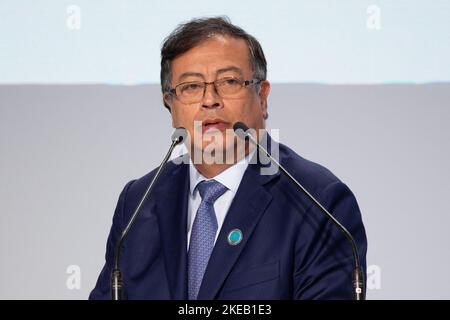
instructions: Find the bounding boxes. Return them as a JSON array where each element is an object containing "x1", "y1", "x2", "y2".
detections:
[{"x1": 168, "y1": 77, "x2": 261, "y2": 104}]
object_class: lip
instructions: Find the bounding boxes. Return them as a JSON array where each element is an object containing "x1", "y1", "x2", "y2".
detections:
[{"x1": 201, "y1": 118, "x2": 230, "y2": 133}]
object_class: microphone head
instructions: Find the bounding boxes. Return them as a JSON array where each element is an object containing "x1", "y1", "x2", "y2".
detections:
[
  {"x1": 233, "y1": 122, "x2": 249, "y2": 140},
  {"x1": 171, "y1": 127, "x2": 187, "y2": 144}
]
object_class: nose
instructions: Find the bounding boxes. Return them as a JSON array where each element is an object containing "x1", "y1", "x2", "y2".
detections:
[{"x1": 201, "y1": 82, "x2": 222, "y2": 109}]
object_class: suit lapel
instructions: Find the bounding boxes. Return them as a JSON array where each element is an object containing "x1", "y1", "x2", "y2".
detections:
[
  {"x1": 197, "y1": 151, "x2": 280, "y2": 299},
  {"x1": 154, "y1": 161, "x2": 190, "y2": 299},
  {"x1": 153, "y1": 134, "x2": 279, "y2": 300}
]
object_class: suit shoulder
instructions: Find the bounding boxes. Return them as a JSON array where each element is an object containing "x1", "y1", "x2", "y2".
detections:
[
  {"x1": 278, "y1": 142, "x2": 341, "y2": 191},
  {"x1": 123, "y1": 153, "x2": 189, "y2": 199}
]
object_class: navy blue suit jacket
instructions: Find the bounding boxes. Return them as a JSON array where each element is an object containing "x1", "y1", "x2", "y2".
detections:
[{"x1": 90, "y1": 139, "x2": 367, "y2": 299}]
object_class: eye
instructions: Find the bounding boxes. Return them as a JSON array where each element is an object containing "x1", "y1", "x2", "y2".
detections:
[
  {"x1": 223, "y1": 78, "x2": 240, "y2": 86},
  {"x1": 180, "y1": 82, "x2": 203, "y2": 93},
  {"x1": 225, "y1": 78, "x2": 239, "y2": 85}
]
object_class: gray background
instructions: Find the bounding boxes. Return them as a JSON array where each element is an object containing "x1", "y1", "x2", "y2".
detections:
[{"x1": 1, "y1": 83, "x2": 449, "y2": 299}]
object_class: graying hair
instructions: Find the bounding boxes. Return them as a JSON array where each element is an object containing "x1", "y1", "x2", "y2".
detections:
[{"x1": 160, "y1": 16, "x2": 267, "y2": 111}]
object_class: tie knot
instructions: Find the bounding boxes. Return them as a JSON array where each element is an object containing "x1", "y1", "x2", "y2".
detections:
[{"x1": 197, "y1": 179, "x2": 228, "y2": 204}]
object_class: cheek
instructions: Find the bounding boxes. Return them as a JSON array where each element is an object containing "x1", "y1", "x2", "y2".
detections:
[
  {"x1": 171, "y1": 106, "x2": 189, "y2": 126},
  {"x1": 171, "y1": 107, "x2": 199, "y2": 138},
  {"x1": 171, "y1": 111, "x2": 182, "y2": 127},
  {"x1": 238, "y1": 100, "x2": 263, "y2": 123}
]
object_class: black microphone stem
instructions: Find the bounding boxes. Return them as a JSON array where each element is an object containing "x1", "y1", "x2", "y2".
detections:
[
  {"x1": 111, "y1": 132, "x2": 184, "y2": 300},
  {"x1": 245, "y1": 132, "x2": 365, "y2": 300}
]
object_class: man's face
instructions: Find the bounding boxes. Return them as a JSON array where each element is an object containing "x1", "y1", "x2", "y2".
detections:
[{"x1": 164, "y1": 35, "x2": 270, "y2": 159}]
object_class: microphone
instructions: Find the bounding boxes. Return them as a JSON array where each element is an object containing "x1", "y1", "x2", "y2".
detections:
[
  {"x1": 233, "y1": 122, "x2": 365, "y2": 300},
  {"x1": 111, "y1": 127, "x2": 187, "y2": 300}
]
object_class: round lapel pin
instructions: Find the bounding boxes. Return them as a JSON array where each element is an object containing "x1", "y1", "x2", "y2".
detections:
[{"x1": 228, "y1": 229, "x2": 243, "y2": 246}]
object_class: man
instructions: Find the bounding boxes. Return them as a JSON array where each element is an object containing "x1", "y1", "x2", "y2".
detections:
[{"x1": 90, "y1": 17, "x2": 367, "y2": 300}]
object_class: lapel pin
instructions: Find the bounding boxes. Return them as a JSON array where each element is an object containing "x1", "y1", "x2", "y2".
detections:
[{"x1": 227, "y1": 229, "x2": 243, "y2": 246}]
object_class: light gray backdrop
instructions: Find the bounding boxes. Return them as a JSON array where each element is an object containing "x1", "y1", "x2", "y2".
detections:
[{"x1": 1, "y1": 83, "x2": 449, "y2": 299}]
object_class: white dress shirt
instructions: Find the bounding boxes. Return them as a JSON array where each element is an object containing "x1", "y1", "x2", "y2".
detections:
[{"x1": 187, "y1": 150, "x2": 256, "y2": 250}]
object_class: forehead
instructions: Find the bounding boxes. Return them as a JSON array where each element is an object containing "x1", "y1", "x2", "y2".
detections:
[{"x1": 171, "y1": 35, "x2": 252, "y2": 81}]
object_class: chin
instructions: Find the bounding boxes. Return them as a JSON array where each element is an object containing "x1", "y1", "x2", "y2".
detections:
[{"x1": 187, "y1": 139, "x2": 232, "y2": 162}]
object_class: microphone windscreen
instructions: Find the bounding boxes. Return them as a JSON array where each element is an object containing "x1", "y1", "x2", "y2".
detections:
[
  {"x1": 233, "y1": 122, "x2": 249, "y2": 140},
  {"x1": 172, "y1": 127, "x2": 187, "y2": 144}
]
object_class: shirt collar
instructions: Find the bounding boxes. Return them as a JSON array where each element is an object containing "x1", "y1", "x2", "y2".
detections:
[{"x1": 189, "y1": 149, "x2": 256, "y2": 196}]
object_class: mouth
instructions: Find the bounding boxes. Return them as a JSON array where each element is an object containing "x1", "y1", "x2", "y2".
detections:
[{"x1": 201, "y1": 119, "x2": 229, "y2": 133}]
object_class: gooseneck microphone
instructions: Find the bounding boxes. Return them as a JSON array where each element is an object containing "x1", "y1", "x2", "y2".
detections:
[
  {"x1": 111, "y1": 127, "x2": 187, "y2": 300},
  {"x1": 233, "y1": 122, "x2": 365, "y2": 300}
]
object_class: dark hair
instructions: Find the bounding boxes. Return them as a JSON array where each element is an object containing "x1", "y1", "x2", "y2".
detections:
[{"x1": 160, "y1": 16, "x2": 267, "y2": 110}]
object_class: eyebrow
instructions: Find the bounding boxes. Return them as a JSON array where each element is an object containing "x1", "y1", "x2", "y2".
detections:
[
  {"x1": 216, "y1": 66, "x2": 244, "y2": 76},
  {"x1": 177, "y1": 66, "x2": 244, "y2": 82},
  {"x1": 178, "y1": 72, "x2": 205, "y2": 82}
]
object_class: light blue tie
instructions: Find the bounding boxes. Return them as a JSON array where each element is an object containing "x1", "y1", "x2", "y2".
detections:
[{"x1": 188, "y1": 179, "x2": 228, "y2": 300}]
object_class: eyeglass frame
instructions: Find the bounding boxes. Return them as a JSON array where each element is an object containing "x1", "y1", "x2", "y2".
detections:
[{"x1": 166, "y1": 77, "x2": 262, "y2": 104}]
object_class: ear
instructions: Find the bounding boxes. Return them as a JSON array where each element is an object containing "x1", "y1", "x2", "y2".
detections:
[
  {"x1": 163, "y1": 93, "x2": 178, "y2": 128},
  {"x1": 163, "y1": 93, "x2": 173, "y2": 113},
  {"x1": 259, "y1": 80, "x2": 270, "y2": 120}
]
